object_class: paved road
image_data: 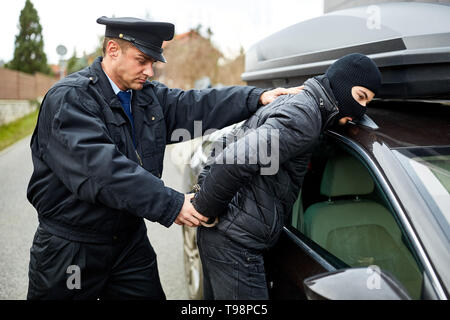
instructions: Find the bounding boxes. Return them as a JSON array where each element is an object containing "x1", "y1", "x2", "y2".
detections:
[{"x1": 0, "y1": 136, "x2": 192, "y2": 300}]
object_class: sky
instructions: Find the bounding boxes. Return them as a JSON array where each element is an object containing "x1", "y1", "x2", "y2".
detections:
[{"x1": 1, "y1": 0, "x2": 324, "y2": 65}]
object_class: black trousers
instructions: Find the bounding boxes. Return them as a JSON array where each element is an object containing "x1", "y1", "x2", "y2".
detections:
[
  {"x1": 197, "y1": 226, "x2": 269, "y2": 300},
  {"x1": 27, "y1": 224, "x2": 165, "y2": 300}
]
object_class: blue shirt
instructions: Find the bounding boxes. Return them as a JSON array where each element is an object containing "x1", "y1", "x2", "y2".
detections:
[{"x1": 105, "y1": 72, "x2": 133, "y2": 114}]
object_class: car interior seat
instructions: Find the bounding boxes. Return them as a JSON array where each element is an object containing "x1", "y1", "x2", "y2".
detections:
[{"x1": 302, "y1": 154, "x2": 423, "y2": 299}]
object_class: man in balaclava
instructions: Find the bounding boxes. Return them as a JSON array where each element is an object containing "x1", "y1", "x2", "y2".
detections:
[
  {"x1": 325, "y1": 52, "x2": 382, "y2": 124},
  {"x1": 192, "y1": 53, "x2": 382, "y2": 300}
]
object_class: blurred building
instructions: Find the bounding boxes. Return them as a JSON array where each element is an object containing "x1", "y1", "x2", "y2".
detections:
[
  {"x1": 324, "y1": 0, "x2": 450, "y2": 13},
  {"x1": 154, "y1": 30, "x2": 224, "y2": 89},
  {"x1": 50, "y1": 64, "x2": 66, "y2": 78}
]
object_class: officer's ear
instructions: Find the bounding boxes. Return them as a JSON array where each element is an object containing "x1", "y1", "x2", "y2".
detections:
[{"x1": 106, "y1": 39, "x2": 121, "y2": 59}]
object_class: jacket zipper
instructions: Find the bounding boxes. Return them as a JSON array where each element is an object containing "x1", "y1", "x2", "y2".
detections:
[
  {"x1": 314, "y1": 78, "x2": 338, "y2": 110},
  {"x1": 117, "y1": 106, "x2": 142, "y2": 166},
  {"x1": 135, "y1": 149, "x2": 143, "y2": 166},
  {"x1": 323, "y1": 109, "x2": 340, "y2": 129},
  {"x1": 313, "y1": 79, "x2": 340, "y2": 129}
]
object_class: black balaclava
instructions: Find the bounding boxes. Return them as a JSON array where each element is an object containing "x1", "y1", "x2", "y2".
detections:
[{"x1": 325, "y1": 53, "x2": 382, "y2": 121}]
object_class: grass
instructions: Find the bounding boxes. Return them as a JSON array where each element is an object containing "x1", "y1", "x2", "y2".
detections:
[{"x1": 0, "y1": 108, "x2": 39, "y2": 151}]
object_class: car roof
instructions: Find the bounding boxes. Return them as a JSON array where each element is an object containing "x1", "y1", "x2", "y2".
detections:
[
  {"x1": 336, "y1": 100, "x2": 450, "y2": 149},
  {"x1": 243, "y1": 2, "x2": 450, "y2": 100}
]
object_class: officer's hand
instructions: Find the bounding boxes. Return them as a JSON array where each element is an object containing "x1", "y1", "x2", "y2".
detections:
[
  {"x1": 174, "y1": 194, "x2": 209, "y2": 227},
  {"x1": 259, "y1": 86, "x2": 304, "y2": 105}
]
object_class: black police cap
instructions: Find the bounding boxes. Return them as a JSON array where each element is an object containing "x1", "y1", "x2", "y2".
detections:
[{"x1": 97, "y1": 16, "x2": 175, "y2": 63}]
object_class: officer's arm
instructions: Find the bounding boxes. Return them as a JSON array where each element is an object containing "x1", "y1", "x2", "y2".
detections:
[
  {"x1": 39, "y1": 86, "x2": 183, "y2": 227},
  {"x1": 192, "y1": 104, "x2": 320, "y2": 218},
  {"x1": 152, "y1": 82, "x2": 265, "y2": 143}
]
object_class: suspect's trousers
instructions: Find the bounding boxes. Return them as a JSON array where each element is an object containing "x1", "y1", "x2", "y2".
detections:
[
  {"x1": 27, "y1": 224, "x2": 165, "y2": 300},
  {"x1": 197, "y1": 226, "x2": 269, "y2": 300}
]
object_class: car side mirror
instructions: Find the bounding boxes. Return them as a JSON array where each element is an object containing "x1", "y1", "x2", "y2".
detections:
[{"x1": 303, "y1": 267, "x2": 411, "y2": 300}]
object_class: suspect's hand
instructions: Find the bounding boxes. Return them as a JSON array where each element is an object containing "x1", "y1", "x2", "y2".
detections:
[
  {"x1": 174, "y1": 194, "x2": 209, "y2": 227},
  {"x1": 259, "y1": 85, "x2": 304, "y2": 105}
]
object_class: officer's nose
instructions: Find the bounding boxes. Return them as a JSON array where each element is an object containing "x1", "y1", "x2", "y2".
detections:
[{"x1": 143, "y1": 62, "x2": 154, "y2": 78}]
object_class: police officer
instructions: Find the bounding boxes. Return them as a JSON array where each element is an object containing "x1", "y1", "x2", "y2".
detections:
[{"x1": 26, "y1": 16, "x2": 302, "y2": 299}]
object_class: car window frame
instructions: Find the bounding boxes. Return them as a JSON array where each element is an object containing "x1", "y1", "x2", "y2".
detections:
[
  {"x1": 326, "y1": 131, "x2": 446, "y2": 299},
  {"x1": 284, "y1": 131, "x2": 446, "y2": 299}
]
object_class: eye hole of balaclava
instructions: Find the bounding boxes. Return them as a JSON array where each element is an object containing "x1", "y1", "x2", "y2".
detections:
[{"x1": 325, "y1": 53, "x2": 382, "y2": 121}]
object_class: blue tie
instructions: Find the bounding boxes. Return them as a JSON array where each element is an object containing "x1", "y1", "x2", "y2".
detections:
[
  {"x1": 117, "y1": 90, "x2": 136, "y2": 146},
  {"x1": 117, "y1": 91, "x2": 132, "y2": 121}
]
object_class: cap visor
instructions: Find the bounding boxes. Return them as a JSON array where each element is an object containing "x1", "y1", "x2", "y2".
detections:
[{"x1": 134, "y1": 43, "x2": 166, "y2": 63}]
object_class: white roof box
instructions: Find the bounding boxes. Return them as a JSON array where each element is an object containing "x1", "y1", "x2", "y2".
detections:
[{"x1": 242, "y1": 2, "x2": 450, "y2": 99}]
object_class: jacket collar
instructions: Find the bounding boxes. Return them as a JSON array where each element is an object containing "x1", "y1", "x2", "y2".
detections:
[
  {"x1": 88, "y1": 57, "x2": 123, "y2": 110},
  {"x1": 304, "y1": 75, "x2": 340, "y2": 131}
]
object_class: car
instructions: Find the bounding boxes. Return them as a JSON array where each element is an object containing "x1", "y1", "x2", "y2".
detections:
[{"x1": 181, "y1": 2, "x2": 450, "y2": 300}]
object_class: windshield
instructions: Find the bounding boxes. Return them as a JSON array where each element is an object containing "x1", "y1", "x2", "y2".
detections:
[{"x1": 393, "y1": 146, "x2": 450, "y2": 236}]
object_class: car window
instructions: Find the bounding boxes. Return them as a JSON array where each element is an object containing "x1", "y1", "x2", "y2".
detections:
[
  {"x1": 290, "y1": 143, "x2": 425, "y2": 299},
  {"x1": 392, "y1": 146, "x2": 450, "y2": 236}
]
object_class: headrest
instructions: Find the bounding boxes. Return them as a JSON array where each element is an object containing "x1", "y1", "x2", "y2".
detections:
[{"x1": 320, "y1": 155, "x2": 374, "y2": 197}]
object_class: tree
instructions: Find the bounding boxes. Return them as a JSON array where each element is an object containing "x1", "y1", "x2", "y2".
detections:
[
  {"x1": 66, "y1": 49, "x2": 89, "y2": 75},
  {"x1": 6, "y1": 0, "x2": 50, "y2": 75},
  {"x1": 66, "y1": 49, "x2": 79, "y2": 75}
]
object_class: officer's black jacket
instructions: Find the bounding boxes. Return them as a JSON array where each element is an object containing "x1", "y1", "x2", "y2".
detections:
[
  {"x1": 193, "y1": 76, "x2": 339, "y2": 250},
  {"x1": 27, "y1": 57, "x2": 264, "y2": 243}
]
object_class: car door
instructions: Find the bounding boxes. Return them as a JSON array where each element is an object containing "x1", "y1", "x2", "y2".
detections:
[{"x1": 265, "y1": 135, "x2": 425, "y2": 300}]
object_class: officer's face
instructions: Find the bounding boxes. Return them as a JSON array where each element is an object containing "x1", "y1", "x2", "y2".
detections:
[{"x1": 115, "y1": 44, "x2": 156, "y2": 90}]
